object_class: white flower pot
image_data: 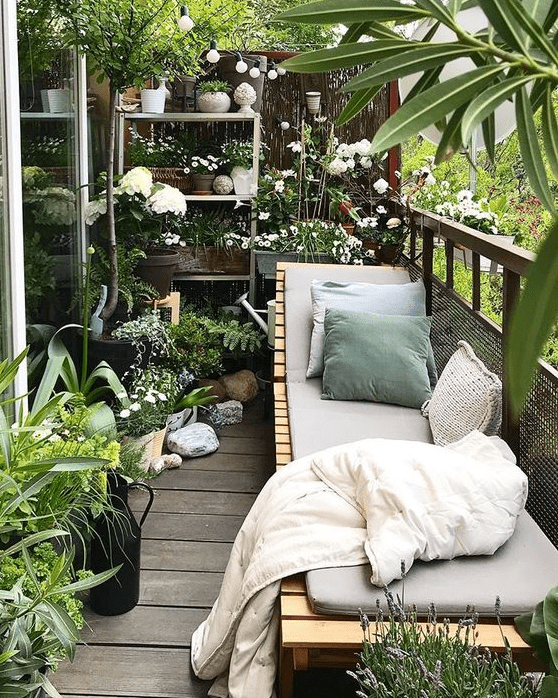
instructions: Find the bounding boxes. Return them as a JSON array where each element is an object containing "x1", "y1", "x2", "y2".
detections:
[
  {"x1": 166, "y1": 406, "x2": 198, "y2": 433},
  {"x1": 197, "y1": 91, "x2": 231, "y2": 113},
  {"x1": 47, "y1": 88, "x2": 71, "y2": 113},
  {"x1": 230, "y1": 166, "x2": 253, "y2": 196},
  {"x1": 141, "y1": 88, "x2": 166, "y2": 113}
]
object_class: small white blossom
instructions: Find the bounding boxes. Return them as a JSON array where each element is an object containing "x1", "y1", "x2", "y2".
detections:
[{"x1": 373, "y1": 178, "x2": 390, "y2": 195}]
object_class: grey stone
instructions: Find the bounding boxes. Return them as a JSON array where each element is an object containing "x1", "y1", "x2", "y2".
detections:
[
  {"x1": 167, "y1": 422, "x2": 219, "y2": 458},
  {"x1": 213, "y1": 400, "x2": 243, "y2": 426},
  {"x1": 219, "y1": 370, "x2": 259, "y2": 403}
]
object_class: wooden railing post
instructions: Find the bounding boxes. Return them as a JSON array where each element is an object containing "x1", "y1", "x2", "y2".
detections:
[
  {"x1": 501, "y1": 267, "x2": 521, "y2": 455},
  {"x1": 421, "y1": 218, "x2": 434, "y2": 317}
]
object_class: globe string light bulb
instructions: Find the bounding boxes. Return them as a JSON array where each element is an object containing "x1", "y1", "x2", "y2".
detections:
[
  {"x1": 267, "y1": 61, "x2": 278, "y2": 80},
  {"x1": 276, "y1": 65, "x2": 286, "y2": 76},
  {"x1": 178, "y1": 5, "x2": 194, "y2": 31},
  {"x1": 207, "y1": 40, "x2": 220, "y2": 64},
  {"x1": 249, "y1": 59, "x2": 261, "y2": 79},
  {"x1": 280, "y1": 120, "x2": 290, "y2": 130},
  {"x1": 234, "y1": 52, "x2": 248, "y2": 74}
]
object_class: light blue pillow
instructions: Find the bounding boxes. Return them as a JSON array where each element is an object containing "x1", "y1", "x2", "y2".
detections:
[
  {"x1": 307, "y1": 280, "x2": 437, "y2": 388},
  {"x1": 322, "y1": 308, "x2": 433, "y2": 408}
]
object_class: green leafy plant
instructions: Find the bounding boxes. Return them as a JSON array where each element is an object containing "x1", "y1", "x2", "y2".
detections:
[
  {"x1": 279, "y1": 0, "x2": 558, "y2": 417},
  {"x1": 198, "y1": 79, "x2": 231, "y2": 93},
  {"x1": 351, "y1": 591, "x2": 538, "y2": 697},
  {"x1": 181, "y1": 207, "x2": 250, "y2": 249},
  {"x1": 174, "y1": 385, "x2": 217, "y2": 411},
  {"x1": 224, "y1": 140, "x2": 255, "y2": 170},
  {"x1": 515, "y1": 585, "x2": 558, "y2": 697},
  {"x1": 127, "y1": 128, "x2": 197, "y2": 169}
]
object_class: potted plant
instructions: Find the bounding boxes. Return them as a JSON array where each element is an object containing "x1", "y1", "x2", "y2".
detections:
[
  {"x1": 196, "y1": 79, "x2": 232, "y2": 114},
  {"x1": 85, "y1": 167, "x2": 188, "y2": 299},
  {"x1": 188, "y1": 153, "x2": 223, "y2": 193},
  {"x1": 253, "y1": 168, "x2": 299, "y2": 235},
  {"x1": 57, "y1": 0, "x2": 202, "y2": 322},
  {"x1": 224, "y1": 140, "x2": 256, "y2": 196},
  {"x1": 127, "y1": 128, "x2": 197, "y2": 192},
  {"x1": 175, "y1": 207, "x2": 251, "y2": 273},
  {"x1": 251, "y1": 219, "x2": 364, "y2": 275},
  {"x1": 166, "y1": 384, "x2": 217, "y2": 432}
]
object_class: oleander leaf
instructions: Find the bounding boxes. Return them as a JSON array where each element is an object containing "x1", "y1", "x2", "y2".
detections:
[
  {"x1": 480, "y1": 111, "x2": 495, "y2": 162},
  {"x1": 337, "y1": 86, "x2": 383, "y2": 125},
  {"x1": 282, "y1": 39, "x2": 414, "y2": 74},
  {"x1": 477, "y1": 0, "x2": 528, "y2": 53},
  {"x1": 275, "y1": 0, "x2": 428, "y2": 25},
  {"x1": 340, "y1": 22, "x2": 371, "y2": 44},
  {"x1": 344, "y1": 43, "x2": 478, "y2": 92},
  {"x1": 461, "y1": 75, "x2": 531, "y2": 144},
  {"x1": 412, "y1": 0, "x2": 454, "y2": 24},
  {"x1": 515, "y1": 86, "x2": 556, "y2": 212},
  {"x1": 370, "y1": 65, "x2": 504, "y2": 154},
  {"x1": 434, "y1": 103, "x2": 469, "y2": 163},
  {"x1": 542, "y1": 86, "x2": 558, "y2": 180},
  {"x1": 504, "y1": 0, "x2": 558, "y2": 61},
  {"x1": 507, "y1": 217, "x2": 558, "y2": 417},
  {"x1": 404, "y1": 65, "x2": 443, "y2": 102}
]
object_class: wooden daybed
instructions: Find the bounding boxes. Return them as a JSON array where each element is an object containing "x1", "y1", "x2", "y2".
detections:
[{"x1": 272, "y1": 260, "x2": 553, "y2": 698}]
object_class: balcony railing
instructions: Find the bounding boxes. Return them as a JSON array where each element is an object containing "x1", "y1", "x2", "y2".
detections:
[{"x1": 407, "y1": 208, "x2": 558, "y2": 548}]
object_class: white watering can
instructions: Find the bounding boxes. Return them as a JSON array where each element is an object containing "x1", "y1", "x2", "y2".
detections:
[{"x1": 234, "y1": 292, "x2": 276, "y2": 348}]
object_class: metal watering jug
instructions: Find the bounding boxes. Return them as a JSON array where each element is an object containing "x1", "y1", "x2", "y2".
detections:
[{"x1": 89, "y1": 471, "x2": 154, "y2": 616}]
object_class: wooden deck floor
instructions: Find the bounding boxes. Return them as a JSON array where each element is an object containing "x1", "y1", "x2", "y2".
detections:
[{"x1": 54, "y1": 398, "x2": 274, "y2": 698}]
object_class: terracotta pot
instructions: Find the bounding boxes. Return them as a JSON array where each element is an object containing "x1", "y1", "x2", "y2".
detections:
[
  {"x1": 135, "y1": 249, "x2": 179, "y2": 298},
  {"x1": 191, "y1": 173, "x2": 216, "y2": 194}
]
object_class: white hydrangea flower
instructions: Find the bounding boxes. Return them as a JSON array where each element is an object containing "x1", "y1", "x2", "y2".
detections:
[
  {"x1": 118, "y1": 166, "x2": 153, "y2": 197},
  {"x1": 85, "y1": 198, "x2": 107, "y2": 225},
  {"x1": 147, "y1": 184, "x2": 187, "y2": 215},
  {"x1": 326, "y1": 158, "x2": 348, "y2": 175},
  {"x1": 373, "y1": 178, "x2": 390, "y2": 195}
]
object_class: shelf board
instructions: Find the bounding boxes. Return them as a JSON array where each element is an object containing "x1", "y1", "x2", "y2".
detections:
[
  {"x1": 20, "y1": 112, "x2": 73, "y2": 120},
  {"x1": 185, "y1": 194, "x2": 253, "y2": 202},
  {"x1": 122, "y1": 112, "x2": 258, "y2": 122},
  {"x1": 173, "y1": 274, "x2": 250, "y2": 282}
]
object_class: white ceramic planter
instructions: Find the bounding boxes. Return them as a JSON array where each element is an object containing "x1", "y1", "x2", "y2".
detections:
[
  {"x1": 197, "y1": 91, "x2": 231, "y2": 113},
  {"x1": 166, "y1": 406, "x2": 198, "y2": 433},
  {"x1": 230, "y1": 166, "x2": 253, "y2": 196},
  {"x1": 47, "y1": 88, "x2": 71, "y2": 113},
  {"x1": 141, "y1": 88, "x2": 166, "y2": 113}
]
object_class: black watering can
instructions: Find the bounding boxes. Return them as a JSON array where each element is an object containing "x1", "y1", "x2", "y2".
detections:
[{"x1": 89, "y1": 471, "x2": 154, "y2": 616}]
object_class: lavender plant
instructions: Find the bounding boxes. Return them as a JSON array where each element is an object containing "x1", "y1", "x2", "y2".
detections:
[{"x1": 349, "y1": 590, "x2": 538, "y2": 698}]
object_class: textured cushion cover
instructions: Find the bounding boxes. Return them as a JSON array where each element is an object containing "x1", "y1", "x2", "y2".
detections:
[
  {"x1": 321, "y1": 309, "x2": 432, "y2": 409},
  {"x1": 423, "y1": 340, "x2": 502, "y2": 446},
  {"x1": 307, "y1": 279, "x2": 437, "y2": 388},
  {"x1": 305, "y1": 510, "x2": 558, "y2": 617}
]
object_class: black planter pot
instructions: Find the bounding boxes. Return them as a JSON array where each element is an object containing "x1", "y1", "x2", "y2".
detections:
[
  {"x1": 135, "y1": 249, "x2": 179, "y2": 299},
  {"x1": 88, "y1": 336, "x2": 151, "y2": 380},
  {"x1": 89, "y1": 472, "x2": 154, "y2": 616}
]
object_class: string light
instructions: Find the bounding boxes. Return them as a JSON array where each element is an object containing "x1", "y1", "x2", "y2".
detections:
[
  {"x1": 267, "y1": 61, "x2": 278, "y2": 80},
  {"x1": 249, "y1": 59, "x2": 261, "y2": 79},
  {"x1": 276, "y1": 65, "x2": 286, "y2": 76},
  {"x1": 178, "y1": 6, "x2": 194, "y2": 31},
  {"x1": 206, "y1": 40, "x2": 220, "y2": 63},
  {"x1": 234, "y1": 52, "x2": 248, "y2": 74}
]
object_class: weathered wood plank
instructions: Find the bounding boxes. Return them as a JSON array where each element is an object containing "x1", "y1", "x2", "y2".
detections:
[
  {"x1": 141, "y1": 513, "x2": 244, "y2": 542},
  {"x1": 55, "y1": 646, "x2": 210, "y2": 697},
  {"x1": 151, "y1": 468, "x2": 272, "y2": 494},
  {"x1": 132, "y1": 490, "x2": 256, "y2": 516},
  {"x1": 220, "y1": 420, "x2": 273, "y2": 439},
  {"x1": 217, "y1": 436, "x2": 272, "y2": 455},
  {"x1": 141, "y1": 570, "x2": 223, "y2": 607},
  {"x1": 82, "y1": 606, "x2": 208, "y2": 646},
  {"x1": 142, "y1": 540, "x2": 233, "y2": 572},
  {"x1": 172, "y1": 452, "x2": 273, "y2": 472}
]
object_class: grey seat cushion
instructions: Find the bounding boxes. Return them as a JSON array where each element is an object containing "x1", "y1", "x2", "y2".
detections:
[
  {"x1": 306, "y1": 510, "x2": 558, "y2": 618},
  {"x1": 288, "y1": 378, "x2": 432, "y2": 459}
]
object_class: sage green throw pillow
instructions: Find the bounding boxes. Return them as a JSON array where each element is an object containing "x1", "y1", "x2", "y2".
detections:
[{"x1": 322, "y1": 308, "x2": 433, "y2": 408}]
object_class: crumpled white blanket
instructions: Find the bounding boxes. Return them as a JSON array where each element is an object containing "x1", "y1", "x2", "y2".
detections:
[{"x1": 190, "y1": 431, "x2": 527, "y2": 698}]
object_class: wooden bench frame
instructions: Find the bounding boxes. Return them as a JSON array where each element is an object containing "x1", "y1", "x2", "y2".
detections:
[{"x1": 272, "y1": 262, "x2": 539, "y2": 698}]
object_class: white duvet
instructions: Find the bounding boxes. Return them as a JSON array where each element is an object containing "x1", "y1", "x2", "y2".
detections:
[{"x1": 190, "y1": 431, "x2": 527, "y2": 698}]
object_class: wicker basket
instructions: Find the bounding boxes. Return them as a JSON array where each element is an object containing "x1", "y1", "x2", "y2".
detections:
[
  {"x1": 125, "y1": 166, "x2": 193, "y2": 193},
  {"x1": 175, "y1": 246, "x2": 250, "y2": 274}
]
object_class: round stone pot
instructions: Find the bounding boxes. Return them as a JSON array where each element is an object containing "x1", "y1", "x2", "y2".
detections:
[
  {"x1": 192, "y1": 173, "x2": 216, "y2": 194},
  {"x1": 135, "y1": 249, "x2": 179, "y2": 298},
  {"x1": 197, "y1": 91, "x2": 231, "y2": 113}
]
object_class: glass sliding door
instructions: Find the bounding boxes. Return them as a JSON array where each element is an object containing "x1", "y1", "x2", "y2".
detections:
[{"x1": 0, "y1": 0, "x2": 27, "y2": 399}]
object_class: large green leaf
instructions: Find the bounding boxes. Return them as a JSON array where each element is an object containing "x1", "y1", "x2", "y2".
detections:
[
  {"x1": 404, "y1": 65, "x2": 444, "y2": 102},
  {"x1": 370, "y1": 65, "x2": 504, "y2": 153},
  {"x1": 340, "y1": 22, "x2": 371, "y2": 43},
  {"x1": 361, "y1": 21, "x2": 402, "y2": 40},
  {"x1": 480, "y1": 111, "x2": 496, "y2": 162},
  {"x1": 434, "y1": 103, "x2": 469, "y2": 163},
  {"x1": 477, "y1": 0, "x2": 528, "y2": 53},
  {"x1": 461, "y1": 75, "x2": 531, "y2": 144},
  {"x1": 344, "y1": 43, "x2": 478, "y2": 92},
  {"x1": 506, "y1": 217, "x2": 558, "y2": 417},
  {"x1": 515, "y1": 86, "x2": 556, "y2": 213},
  {"x1": 529, "y1": 0, "x2": 556, "y2": 26},
  {"x1": 542, "y1": 86, "x2": 558, "y2": 180},
  {"x1": 541, "y1": 676, "x2": 558, "y2": 697},
  {"x1": 412, "y1": 0, "x2": 454, "y2": 24},
  {"x1": 504, "y1": 0, "x2": 558, "y2": 61},
  {"x1": 35, "y1": 600, "x2": 78, "y2": 657},
  {"x1": 544, "y1": 585, "x2": 558, "y2": 674},
  {"x1": 282, "y1": 39, "x2": 415, "y2": 74},
  {"x1": 515, "y1": 601, "x2": 552, "y2": 669},
  {"x1": 276, "y1": 0, "x2": 427, "y2": 25},
  {"x1": 543, "y1": 0, "x2": 558, "y2": 31},
  {"x1": 54, "y1": 564, "x2": 120, "y2": 594},
  {"x1": 337, "y1": 86, "x2": 383, "y2": 125}
]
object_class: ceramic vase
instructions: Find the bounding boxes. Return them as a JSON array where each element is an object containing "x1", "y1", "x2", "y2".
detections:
[
  {"x1": 230, "y1": 166, "x2": 253, "y2": 197},
  {"x1": 141, "y1": 87, "x2": 166, "y2": 113},
  {"x1": 197, "y1": 91, "x2": 231, "y2": 113}
]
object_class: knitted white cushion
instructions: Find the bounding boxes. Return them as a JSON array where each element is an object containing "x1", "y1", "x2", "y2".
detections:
[{"x1": 422, "y1": 340, "x2": 502, "y2": 446}]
